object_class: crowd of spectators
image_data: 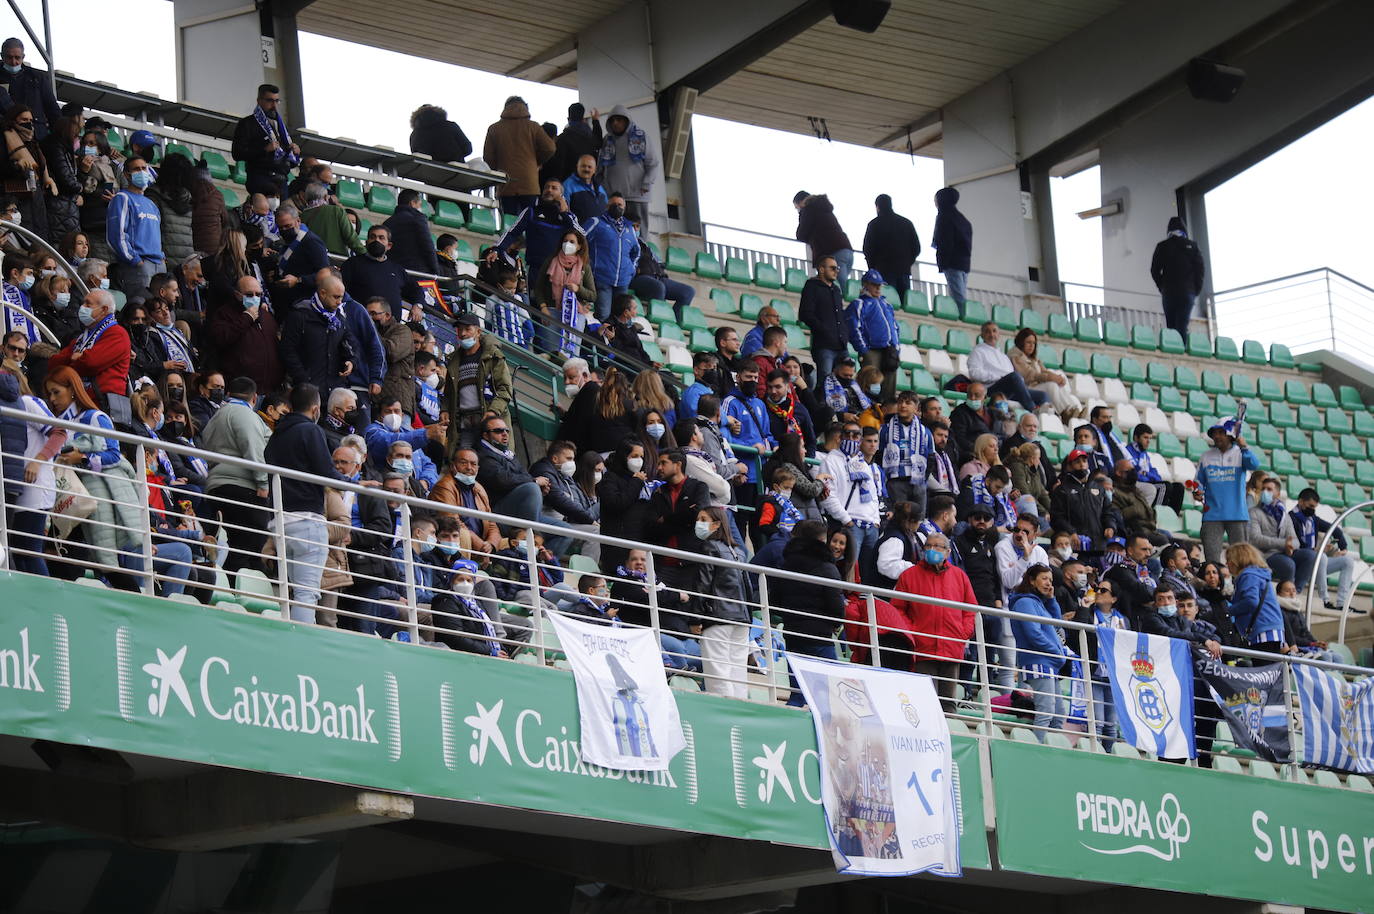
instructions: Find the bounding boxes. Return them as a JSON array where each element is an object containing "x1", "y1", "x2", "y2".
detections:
[{"x1": 0, "y1": 53, "x2": 1352, "y2": 744}]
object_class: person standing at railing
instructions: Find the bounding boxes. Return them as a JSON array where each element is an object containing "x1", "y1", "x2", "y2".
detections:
[
  {"x1": 232, "y1": 84, "x2": 300, "y2": 201},
  {"x1": 862, "y1": 195, "x2": 921, "y2": 299},
  {"x1": 845, "y1": 272, "x2": 900, "y2": 403},
  {"x1": 279, "y1": 273, "x2": 356, "y2": 396},
  {"x1": 892, "y1": 531, "x2": 978, "y2": 712},
  {"x1": 103, "y1": 157, "x2": 163, "y2": 297},
  {"x1": 1194, "y1": 417, "x2": 1258, "y2": 563},
  {"x1": 798, "y1": 255, "x2": 851, "y2": 383},
  {"x1": 1224, "y1": 542, "x2": 1285, "y2": 654},
  {"x1": 1083, "y1": 582, "x2": 1128, "y2": 750},
  {"x1": 1149, "y1": 217, "x2": 1205, "y2": 337},
  {"x1": 584, "y1": 194, "x2": 639, "y2": 322},
  {"x1": 690, "y1": 505, "x2": 751, "y2": 699},
  {"x1": 383, "y1": 189, "x2": 440, "y2": 276},
  {"x1": 200, "y1": 375, "x2": 270, "y2": 576},
  {"x1": 442, "y1": 313, "x2": 512, "y2": 456},
  {"x1": 818, "y1": 420, "x2": 884, "y2": 579},
  {"x1": 770, "y1": 519, "x2": 846, "y2": 707},
  {"x1": 5, "y1": 359, "x2": 61, "y2": 576},
  {"x1": 484, "y1": 96, "x2": 557, "y2": 218},
  {"x1": 1009, "y1": 564, "x2": 1068, "y2": 742},
  {"x1": 931, "y1": 187, "x2": 972, "y2": 314},
  {"x1": 268, "y1": 204, "x2": 327, "y2": 301},
  {"x1": 529, "y1": 228, "x2": 595, "y2": 360},
  {"x1": 0, "y1": 40, "x2": 60, "y2": 142},
  {"x1": 721, "y1": 359, "x2": 774, "y2": 522}
]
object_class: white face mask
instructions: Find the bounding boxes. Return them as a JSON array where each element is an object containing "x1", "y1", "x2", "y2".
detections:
[
  {"x1": 452, "y1": 580, "x2": 474, "y2": 597},
  {"x1": 627, "y1": 457, "x2": 643, "y2": 474},
  {"x1": 594, "y1": 470, "x2": 604, "y2": 484},
  {"x1": 382, "y1": 412, "x2": 404, "y2": 432},
  {"x1": 564, "y1": 383, "x2": 581, "y2": 398},
  {"x1": 694, "y1": 520, "x2": 713, "y2": 540},
  {"x1": 423, "y1": 373, "x2": 440, "y2": 390},
  {"x1": 1055, "y1": 546, "x2": 1073, "y2": 559},
  {"x1": 558, "y1": 459, "x2": 576, "y2": 476},
  {"x1": 561, "y1": 240, "x2": 578, "y2": 256}
]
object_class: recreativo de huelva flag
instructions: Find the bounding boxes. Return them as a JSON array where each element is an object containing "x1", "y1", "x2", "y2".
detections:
[
  {"x1": 788, "y1": 653, "x2": 961, "y2": 878},
  {"x1": 549, "y1": 611, "x2": 686, "y2": 771}
]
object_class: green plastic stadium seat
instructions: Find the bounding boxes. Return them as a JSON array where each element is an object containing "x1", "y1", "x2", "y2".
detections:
[
  {"x1": 932, "y1": 295, "x2": 960, "y2": 322},
  {"x1": 880, "y1": 284, "x2": 900, "y2": 305},
  {"x1": 336, "y1": 180, "x2": 366, "y2": 209},
  {"x1": 1313, "y1": 430, "x2": 1340, "y2": 459},
  {"x1": 1157, "y1": 386, "x2": 1185, "y2": 413},
  {"x1": 1268, "y1": 403, "x2": 1296, "y2": 429},
  {"x1": 1159, "y1": 329, "x2": 1185, "y2": 355},
  {"x1": 1284, "y1": 428, "x2": 1311, "y2": 455},
  {"x1": 1269, "y1": 343, "x2": 1295, "y2": 370},
  {"x1": 1183, "y1": 436, "x2": 1207, "y2": 461},
  {"x1": 1118, "y1": 357, "x2": 1146, "y2": 384},
  {"x1": 724, "y1": 257, "x2": 750, "y2": 284},
  {"x1": 1285, "y1": 475, "x2": 1311, "y2": 499},
  {"x1": 641, "y1": 339, "x2": 665, "y2": 365},
  {"x1": 737, "y1": 293, "x2": 763, "y2": 321},
  {"x1": 1257, "y1": 377, "x2": 1284, "y2": 403},
  {"x1": 1103, "y1": 320, "x2": 1130, "y2": 348},
  {"x1": 1329, "y1": 457, "x2": 1356, "y2": 485},
  {"x1": 1339, "y1": 385, "x2": 1365, "y2": 411},
  {"x1": 1356, "y1": 460, "x2": 1374, "y2": 488},
  {"x1": 694, "y1": 252, "x2": 723, "y2": 280},
  {"x1": 1186, "y1": 391, "x2": 1211, "y2": 416},
  {"x1": 1075, "y1": 317, "x2": 1102, "y2": 344},
  {"x1": 911, "y1": 369, "x2": 940, "y2": 395},
  {"x1": 1297, "y1": 407, "x2": 1324, "y2": 432},
  {"x1": 753, "y1": 262, "x2": 781, "y2": 289},
  {"x1": 993, "y1": 304, "x2": 1018, "y2": 330},
  {"x1": 772, "y1": 300, "x2": 797, "y2": 324},
  {"x1": 1316, "y1": 480, "x2": 1343, "y2": 508},
  {"x1": 218, "y1": 186, "x2": 241, "y2": 208},
  {"x1": 453, "y1": 239, "x2": 475, "y2": 261},
  {"x1": 897, "y1": 319, "x2": 917, "y2": 346},
  {"x1": 917, "y1": 324, "x2": 943, "y2": 349},
  {"x1": 839, "y1": 279, "x2": 858, "y2": 300},
  {"x1": 230, "y1": 159, "x2": 247, "y2": 184},
  {"x1": 1062, "y1": 348, "x2": 1090, "y2": 376},
  {"x1": 1240, "y1": 339, "x2": 1267, "y2": 365},
  {"x1": 1229, "y1": 374, "x2": 1257, "y2": 398},
  {"x1": 433, "y1": 200, "x2": 465, "y2": 229},
  {"x1": 666, "y1": 247, "x2": 692, "y2": 273},
  {"x1": 783, "y1": 325, "x2": 808, "y2": 353},
  {"x1": 1047, "y1": 313, "x2": 1074, "y2": 340},
  {"x1": 200, "y1": 150, "x2": 231, "y2": 181},
  {"x1": 1186, "y1": 331, "x2": 1212, "y2": 358},
  {"x1": 1356, "y1": 412, "x2": 1374, "y2": 438},
  {"x1": 366, "y1": 186, "x2": 396, "y2": 214},
  {"x1": 961, "y1": 300, "x2": 988, "y2": 326},
  {"x1": 1326, "y1": 408, "x2": 1354, "y2": 436},
  {"x1": 1340, "y1": 434, "x2": 1367, "y2": 461},
  {"x1": 1269, "y1": 448, "x2": 1298, "y2": 477},
  {"x1": 1175, "y1": 366, "x2": 1200, "y2": 392},
  {"x1": 681, "y1": 306, "x2": 710, "y2": 331},
  {"x1": 1039, "y1": 344, "x2": 1061, "y2": 370},
  {"x1": 1130, "y1": 382, "x2": 1153, "y2": 405},
  {"x1": 502, "y1": 212, "x2": 519, "y2": 233},
  {"x1": 1299, "y1": 453, "x2": 1328, "y2": 481},
  {"x1": 1285, "y1": 380, "x2": 1311, "y2": 405},
  {"x1": 1156, "y1": 433, "x2": 1184, "y2": 459},
  {"x1": 1341, "y1": 483, "x2": 1365, "y2": 508},
  {"x1": 783, "y1": 267, "x2": 807, "y2": 292},
  {"x1": 1131, "y1": 325, "x2": 1158, "y2": 351},
  {"x1": 1214, "y1": 336, "x2": 1240, "y2": 362},
  {"x1": 1147, "y1": 362, "x2": 1173, "y2": 387},
  {"x1": 106, "y1": 129, "x2": 126, "y2": 153},
  {"x1": 1311, "y1": 383, "x2": 1339, "y2": 410},
  {"x1": 904, "y1": 290, "x2": 930, "y2": 314},
  {"x1": 164, "y1": 142, "x2": 193, "y2": 163},
  {"x1": 1256, "y1": 424, "x2": 1283, "y2": 451},
  {"x1": 648, "y1": 299, "x2": 676, "y2": 325},
  {"x1": 1090, "y1": 353, "x2": 1117, "y2": 379},
  {"x1": 946, "y1": 329, "x2": 974, "y2": 355},
  {"x1": 467, "y1": 206, "x2": 499, "y2": 235},
  {"x1": 1201, "y1": 370, "x2": 1227, "y2": 395},
  {"x1": 1214, "y1": 393, "x2": 1239, "y2": 416},
  {"x1": 1019, "y1": 308, "x2": 1046, "y2": 334},
  {"x1": 708, "y1": 289, "x2": 736, "y2": 317},
  {"x1": 657, "y1": 323, "x2": 684, "y2": 344}
]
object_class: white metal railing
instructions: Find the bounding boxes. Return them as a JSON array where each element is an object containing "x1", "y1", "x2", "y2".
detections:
[
  {"x1": 0, "y1": 405, "x2": 1369, "y2": 777},
  {"x1": 1214, "y1": 267, "x2": 1374, "y2": 362}
]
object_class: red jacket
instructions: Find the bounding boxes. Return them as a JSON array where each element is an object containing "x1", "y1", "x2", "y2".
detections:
[
  {"x1": 49, "y1": 322, "x2": 131, "y2": 397},
  {"x1": 843, "y1": 593, "x2": 915, "y2": 666},
  {"x1": 892, "y1": 561, "x2": 978, "y2": 661}
]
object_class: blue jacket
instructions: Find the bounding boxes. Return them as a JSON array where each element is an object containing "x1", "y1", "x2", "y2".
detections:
[
  {"x1": 1195, "y1": 445, "x2": 1259, "y2": 522},
  {"x1": 722, "y1": 387, "x2": 775, "y2": 482},
  {"x1": 1125, "y1": 443, "x2": 1162, "y2": 483},
  {"x1": 363, "y1": 419, "x2": 430, "y2": 470},
  {"x1": 742, "y1": 323, "x2": 766, "y2": 357},
  {"x1": 562, "y1": 173, "x2": 607, "y2": 222},
  {"x1": 846, "y1": 294, "x2": 899, "y2": 352},
  {"x1": 496, "y1": 206, "x2": 581, "y2": 278},
  {"x1": 339, "y1": 296, "x2": 386, "y2": 389},
  {"x1": 0, "y1": 65, "x2": 61, "y2": 139},
  {"x1": 1230, "y1": 564, "x2": 1284, "y2": 645},
  {"x1": 585, "y1": 214, "x2": 640, "y2": 290},
  {"x1": 681, "y1": 381, "x2": 711, "y2": 419},
  {"x1": 106, "y1": 190, "x2": 164, "y2": 265},
  {"x1": 1010, "y1": 592, "x2": 1068, "y2": 674}
]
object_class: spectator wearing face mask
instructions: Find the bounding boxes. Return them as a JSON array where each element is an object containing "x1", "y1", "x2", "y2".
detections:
[
  {"x1": 444, "y1": 312, "x2": 513, "y2": 455},
  {"x1": 488, "y1": 179, "x2": 580, "y2": 278},
  {"x1": 365, "y1": 397, "x2": 430, "y2": 467},
  {"x1": 384, "y1": 439, "x2": 436, "y2": 497},
  {"x1": 1050, "y1": 448, "x2": 1113, "y2": 548},
  {"x1": 207, "y1": 274, "x2": 282, "y2": 394},
  {"x1": 892, "y1": 531, "x2": 978, "y2": 711},
  {"x1": 583, "y1": 194, "x2": 639, "y2": 321},
  {"x1": 105, "y1": 156, "x2": 163, "y2": 295},
  {"x1": 430, "y1": 447, "x2": 502, "y2": 557},
  {"x1": 1246, "y1": 475, "x2": 1315, "y2": 591},
  {"x1": 431, "y1": 559, "x2": 510, "y2": 656},
  {"x1": 530, "y1": 439, "x2": 600, "y2": 554}
]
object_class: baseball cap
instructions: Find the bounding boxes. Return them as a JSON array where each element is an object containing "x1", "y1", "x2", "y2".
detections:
[
  {"x1": 130, "y1": 129, "x2": 160, "y2": 149},
  {"x1": 1066, "y1": 448, "x2": 1091, "y2": 462},
  {"x1": 1208, "y1": 416, "x2": 1239, "y2": 438},
  {"x1": 861, "y1": 268, "x2": 884, "y2": 285},
  {"x1": 454, "y1": 312, "x2": 481, "y2": 328},
  {"x1": 1105, "y1": 537, "x2": 1127, "y2": 549},
  {"x1": 966, "y1": 504, "x2": 994, "y2": 519}
]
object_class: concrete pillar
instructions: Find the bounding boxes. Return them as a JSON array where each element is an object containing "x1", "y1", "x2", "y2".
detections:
[
  {"x1": 940, "y1": 74, "x2": 1050, "y2": 300},
  {"x1": 173, "y1": 0, "x2": 309, "y2": 128}
]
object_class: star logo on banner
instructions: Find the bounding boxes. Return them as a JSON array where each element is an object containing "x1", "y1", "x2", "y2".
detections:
[
  {"x1": 142, "y1": 646, "x2": 195, "y2": 718},
  {"x1": 753, "y1": 741, "x2": 795, "y2": 803},
  {"x1": 464, "y1": 699, "x2": 510, "y2": 766}
]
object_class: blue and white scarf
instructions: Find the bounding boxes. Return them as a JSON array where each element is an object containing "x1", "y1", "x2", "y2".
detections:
[
  {"x1": 492, "y1": 295, "x2": 531, "y2": 348},
  {"x1": 599, "y1": 120, "x2": 648, "y2": 166},
  {"x1": 880, "y1": 416, "x2": 931, "y2": 480},
  {"x1": 968, "y1": 474, "x2": 1015, "y2": 528},
  {"x1": 253, "y1": 105, "x2": 300, "y2": 166},
  {"x1": 311, "y1": 294, "x2": 341, "y2": 332},
  {"x1": 578, "y1": 596, "x2": 623, "y2": 627},
  {"x1": 152, "y1": 321, "x2": 194, "y2": 372},
  {"x1": 2, "y1": 282, "x2": 36, "y2": 344},
  {"x1": 823, "y1": 373, "x2": 871, "y2": 413},
  {"x1": 767, "y1": 491, "x2": 803, "y2": 535},
  {"x1": 458, "y1": 594, "x2": 501, "y2": 656},
  {"x1": 415, "y1": 377, "x2": 442, "y2": 424},
  {"x1": 557, "y1": 287, "x2": 581, "y2": 358},
  {"x1": 73, "y1": 314, "x2": 116, "y2": 356}
]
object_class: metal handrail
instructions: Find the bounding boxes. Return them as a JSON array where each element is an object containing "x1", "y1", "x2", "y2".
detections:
[
  {"x1": 0, "y1": 217, "x2": 90, "y2": 301},
  {"x1": 1303, "y1": 498, "x2": 1372, "y2": 634}
]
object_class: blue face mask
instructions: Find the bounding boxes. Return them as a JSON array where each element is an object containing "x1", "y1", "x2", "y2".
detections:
[
  {"x1": 437, "y1": 542, "x2": 460, "y2": 556},
  {"x1": 241, "y1": 295, "x2": 261, "y2": 309},
  {"x1": 99, "y1": 278, "x2": 110, "y2": 290},
  {"x1": 17, "y1": 274, "x2": 33, "y2": 290},
  {"x1": 459, "y1": 336, "x2": 477, "y2": 350},
  {"x1": 868, "y1": 383, "x2": 882, "y2": 396},
  {"x1": 2, "y1": 63, "x2": 21, "y2": 75},
  {"x1": 151, "y1": 413, "x2": 164, "y2": 432},
  {"x1": 1260, "y1": 490, "x2": 1274, "y2": 506},
  {"x1": 645, "y1": 423, "x2": 666, "y2": 440},
  {"x1": 924, "y1": 549, "x2": 947, "y2": 566},
  {"x1": 54, "y1": 291, "x2": 70, "y2": 307},
  {"x1": 77, "y1": 305, "x2": 95, "y2": 326},
  {"x1": 391, "y1": 458, "x2": 414, "y2": 476},
  {"x1": 1158, "y1": 603, "x2": 1177, "y2": 618},
  {"x1": 839, "y1": 438, "x2": 860, "y2": 457},
  {"x1": 82, "y1": 145, "x2": 98, "y2": 157},
  {"x1": 130, "y1": 170, "x2": 153, "y2": 189}
]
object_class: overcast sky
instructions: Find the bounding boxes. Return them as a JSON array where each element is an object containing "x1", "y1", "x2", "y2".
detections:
[{"x1": 11, "y1": 0, "x2": 1374, "y2": 314}]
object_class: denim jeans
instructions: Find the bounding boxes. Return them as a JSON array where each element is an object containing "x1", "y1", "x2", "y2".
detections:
[
  {"x1": 630, "y1": 275, "x2": 696, "y2": 321},
  {"x1": 1161, "y1": 291, "x2": 1195, "y2": 337},
  {"x1": 11, "y1": 509, "x2": 49, "y2": 576},
  {"x1": 784, "y1": 637, "x2": 837, "y2": 707},
  {"x1": 812, "y1": 348, "x2": 847, "y2": 385},
  {"x1": 1318, "y1": 551, "x2": 1357, "y2": 606},
  {"x1": 119, "y1": 541, "x2": 194, "y2": 596},
  {"x1": 982, "y1": 615, "x2": 1016, "y2": 693},
  {"x1": 988, "y1": 371, "x2": 1048, "y2": 411},
  {"x1": 279, "y1": 513, "x2": 329, "y2": 624},
  {"x1": 1024, "y1": 672, "x2": 1065, "y2": 742},
  {"x1": 492, "y1": 481, "x2": 543, "y2": 524},
  {"x1": 594, "y1": 284, "x2": 628, "y2": 322},
  {"x1": 661, "y1": 633, "x2": 703, "y2": 672},
  {"x1": 828, "y1": 248, "x2": 854, "y2": 284},
  {"x1": 113, "y1": 258, "x2": 164, "y2": 299},
  {"x1": 944, "y1": 269, "x2": 968, "y2": 308},
  {"x1": 1091, "y1": 680, "x2": 1119, "y2": 748}
]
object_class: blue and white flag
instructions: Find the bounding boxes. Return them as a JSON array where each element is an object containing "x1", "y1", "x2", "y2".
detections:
[
  {"x1": 1292, "y1": 665, "x2": 1374, "y2": 774},
  {"x1": 1098, "y1": 627, "x2": 1196, "y2": 759},
  {"x1": 788, "y1": 653, "x2": 961, "y2": 878},
  {"x1": 1195, "y1": 656, "x2": 1290, "y2": 764},
  {"x1": 549, "y1": 611, "x2": 686, "y2": 771}
]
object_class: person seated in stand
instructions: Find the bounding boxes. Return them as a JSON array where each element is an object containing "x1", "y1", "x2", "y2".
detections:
[
  {"x1": 821, "y1": 356, "x2": 871, "y2": 427},
  {"x1": 958, "y1": 465, "x2": 1017, "y2": 533},
  {"x1": 562, "y1": 574, "x2": 622, "y2": 626},
  {"x1": 1246, "y1": 474, "x2": 1315, "y2": 593},
  {"x1": 741, "y1": 305, "x2": 781, "y2": 357},
  {"x1": 611, "y1": 547, "x2": 702, "y2": 673},
  {"x1": 1275, "y1": 579, "x2": 1339, "y2": 663},
  {"x1": 967, "y1": 321, "x2": 1046, "y2": 411},
  {"x1": 430, "y1": 559, "x2": 510, "y2": 657},
  {"x1": 949, "y1": 381, "x2": 994, "y2": 466}
]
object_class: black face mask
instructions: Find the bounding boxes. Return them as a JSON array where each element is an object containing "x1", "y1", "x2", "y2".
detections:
[
  {"x1": 606, "y1": 204, "x2": 625, "y2": 219},
  {"x1": 701, "y1": 368, "x2": 721, "y2": 386},
  {"x1": 343, "y1": 408, "x2": 363, "y2": 429},
  {"x1": 1071, "y1": 467, "x2": 1089, "y2": 481},
  {"x1": 1119, "y1": 469, "x2": 1138, "y2": 486},
  {"x1": 366, "y1": 240, "x2": 387, "y2": 259},
  {"x1": 129, "y1": 324, "x2": 148, "y2": 343},
  {"x1": 167, "y1": 385, "x2": 184, "y2": 401},
  {"x1": 208, "y1": 389, "x2": 225, "y2": 405},
  {"x1": 1099, "y1": 421, "x2": 1113, "y2": 435},
  {"x1": 1302, "y1": 506, "x2": 1317, "y2": 517},
  {"x1": 164, "y1": 420, "x2": 184, "y2": 439}
]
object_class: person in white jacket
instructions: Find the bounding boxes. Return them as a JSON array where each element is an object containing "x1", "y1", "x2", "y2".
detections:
[
  {"x1": 989, "y1": 512, "x2": 1049, "y2": 691},
  {"x1": 817, "y1": 421, "x2": 883, "y2": 570},
  {"x1": 967, "y1": 322, "x2": 1048, "y2": 412}
]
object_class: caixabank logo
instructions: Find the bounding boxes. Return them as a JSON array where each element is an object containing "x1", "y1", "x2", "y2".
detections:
[
  {"x1": 728, "y1": 726, "x2": 823, "y2": 809},
  {"x1": 438, "y1": 684, "x2": 698, "y2": 799},
  {"x1": 114, "y1": 625, "x2": 403, "y2": 760},
  {"x1": 0, "y1": 615, "x2": 70, "y2": 709}
]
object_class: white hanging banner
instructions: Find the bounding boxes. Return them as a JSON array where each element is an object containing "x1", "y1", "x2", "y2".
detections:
[
  {"x1": 788, "y1": 653, "x2": 962, "y2": 878},
  {"x1": 549, "y1": 611, "x2": 686, "y2": 771}
]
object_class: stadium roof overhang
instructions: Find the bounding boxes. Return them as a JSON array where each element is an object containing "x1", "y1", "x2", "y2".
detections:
[{"x1": 297, "y1": 0, "x2": 1126, "y2": 155}]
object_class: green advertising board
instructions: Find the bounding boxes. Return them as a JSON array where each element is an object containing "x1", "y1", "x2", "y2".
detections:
[
  {"x1": 992, "y1": 739, "x2": 1374, "y2": 912},
  {"x1": 0, "y1": 573, "x2": 988, "y2": 868}
]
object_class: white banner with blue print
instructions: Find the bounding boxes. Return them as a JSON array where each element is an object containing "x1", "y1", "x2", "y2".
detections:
[
  {"x1": 788, "y1": 653, "x2": 961, "y2": 878},
  {"x1": 1293, "y1": 664, "x2": 1374, "y2": 774},
  {"x1": 1098, "y1": 627, "x2": 1196, "y2": 759},
  {"x1": 549, "y1": 611, "x2": 686, "y2": 771}
]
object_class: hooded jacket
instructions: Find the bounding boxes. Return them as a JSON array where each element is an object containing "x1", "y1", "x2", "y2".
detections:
[
  {"x1": 482, "y1": 98, "x2": 556, "y2": 198},
  {"x1": 1049, "y1": 468, "x2": 1111, "y2": 547},
  {"x1": 932, "y1": 187, "x2": 972, "y2": 273},
  {"x1": 597, "y1": 105, "x2": 657, "y2": 203},
  {"x1": 409, "y1": 106, "x2": 472, "y2": 163},
  {"x1": 585, "y1": 212, "x2": 640, "y2": 289},
  {"x1": 795, "y1": 194, "x2": 852, "y2": 257},
  {"x1": 441, "y1": 332, "x2": 513, "y2": 458},
  {"x1": 147, "y1": 182, "x2": 195, "y2": 267},
  {"x1": 862, "y1": 198, "x2": 921, "y2": 281},
  {"x1": 1150, "y1": 231, "x2": 1205, "y2": 298},
  {"x1": 893, "y1": 559, "x2": 978, "y2": 661}
]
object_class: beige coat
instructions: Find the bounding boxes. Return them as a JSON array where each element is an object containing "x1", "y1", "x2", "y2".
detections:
[
  {"x1": 482, "y1": 99, "x2": 556, "y2": 198},
  {"x1": 1010, "y1": 346, "x2": 1057, "y2": 385}
]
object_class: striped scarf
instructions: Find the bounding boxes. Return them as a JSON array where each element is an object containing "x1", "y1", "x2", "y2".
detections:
[{"x1": 74, "y1": 314, "x2": 116, "y2": 355}]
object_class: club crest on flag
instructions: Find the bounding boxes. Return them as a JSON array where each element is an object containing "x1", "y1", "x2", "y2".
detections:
[
  {"x1": 899, "y1": 692, "x2": 920, "y2": 728},
  {"x1": 1129, "y1": 650, "x2": 1173, "y2": 734}
]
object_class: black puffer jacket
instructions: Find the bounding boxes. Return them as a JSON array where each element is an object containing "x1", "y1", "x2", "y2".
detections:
[
  {"x1": 409, "y1": 106, "x2": 472, "y2": 163},
  {"x1": 40, "y1": 131, "x2": 81, "y2": 239},
  {"x1": 770, "y1": 535, "x2": 845, "y2": 643},
  {"x1": 147, "y1": 183, "x2": 195, "y2": 266},
  {"x1": 796, "y1": 194, "x2": 852, "y2": 257},
  {"x1": 932, "y1": 187, "x2": 972, "y2": 273}
]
